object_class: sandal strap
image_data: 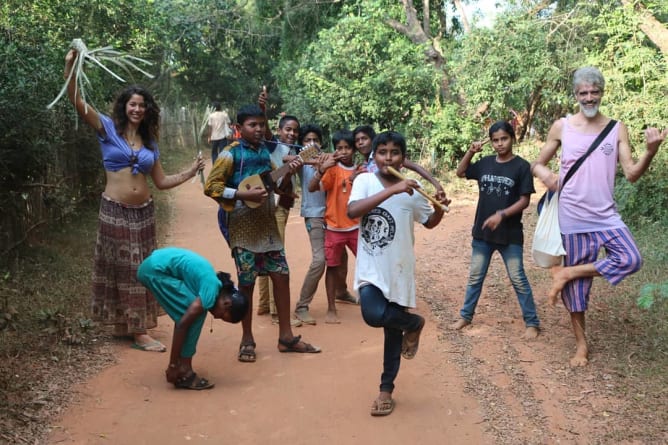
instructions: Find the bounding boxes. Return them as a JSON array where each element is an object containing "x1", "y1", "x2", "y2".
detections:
[
  {"x1": 177, "y1": 372, "x2": 196, "y2": 386},
  {"x1": 278, "y1": 335, "x2": 301, "y2": 348}
]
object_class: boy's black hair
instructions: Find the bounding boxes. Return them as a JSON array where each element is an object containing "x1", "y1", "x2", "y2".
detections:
[
  {"x1": 236, "y1": 104, "x2": 264, "y2": 125},
  {"x1": 352, "y1": 125, "x2": 376, "y2": 140},
  {"x1": 212, "y1": 101, "x2": 222, "y2": 111},
  {"x1": 488, "y1": 120, "x2": 516, "y2": 141},
  {"x1": 298, "y1": 124, "x2": 323, "y2": 146},
  {"x1": 279, "y1": 115, "x2": 300, "y2": 129},
  {"x1": 215, "y1": 272, "x2": 249, "y2": 323},
  {"x1": 371, "y1": 131, "x2": 407, "y2": 157},
  {"x1": 332, "y1": 130, "x2": 355, "y2": 149}
]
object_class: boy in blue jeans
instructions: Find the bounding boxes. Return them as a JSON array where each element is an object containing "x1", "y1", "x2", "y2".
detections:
[
  {"x1": 348, "y1": 131, "x2": 444, "y2": 416},
  {"x1": 449, "y1": 121, "x2": 540, "y2": 339}
]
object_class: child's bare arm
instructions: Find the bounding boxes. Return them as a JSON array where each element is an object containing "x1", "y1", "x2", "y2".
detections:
[
  {"x1": 307, "y1": 154, "x2": 336, "y2": 192},
  {"x1": 348, "y1": 180, "x2": 416, "y2": 219},
  {"x1": 481, "y1": 194, "x2": 530, "y2": 231},
  {"x1": 402, "y1": 159, "x2": 447, "y2": 203},
  {"x1": 456, "y1": 141, "x2": 483, "y2": 177}
]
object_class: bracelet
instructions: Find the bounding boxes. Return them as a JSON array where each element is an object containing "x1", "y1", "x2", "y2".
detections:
[
  {"x1": 222, "y1": 187, "x2": 236, "y2": 199},
  {"x1": 497, "y1": 210, "x2": 507, "y2": 219}
]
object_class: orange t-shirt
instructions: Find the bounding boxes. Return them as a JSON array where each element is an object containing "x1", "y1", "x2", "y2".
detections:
[{"x1": 320, "y1": 163, "x2": 359, "y2": 231}]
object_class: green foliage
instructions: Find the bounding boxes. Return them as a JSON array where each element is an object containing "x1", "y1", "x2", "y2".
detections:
[
  {"x1": 405, "y1": 102, "x2": 479, "y2": 168},
  {"x1": 450, "y1": 7, "x2": 584, "y2": 139},
  {"x1": 279, "y1": 11, "x2": 439, "y2": 133},
  {"x1": 638, "y1": 282, "x2": 668, "y2": 310},
  {"x1": 36, "y1": 308, "x2": 95, "y2": 345},
  {"x1": 615, "y1": 159, "x2": 668, "y2": 228}
]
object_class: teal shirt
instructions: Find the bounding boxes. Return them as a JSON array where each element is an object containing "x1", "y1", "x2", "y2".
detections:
[
  {"x1": 140, "y1": 247, "x2": 221, "y2": 310},
  {"x1": 137, "y1": 247, "x2": 222, "y2": 358}
]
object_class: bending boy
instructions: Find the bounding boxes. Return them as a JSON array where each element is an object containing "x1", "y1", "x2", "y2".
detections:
[{"x1": 137, "y1": 247, "x2": 249, "y2": 390}]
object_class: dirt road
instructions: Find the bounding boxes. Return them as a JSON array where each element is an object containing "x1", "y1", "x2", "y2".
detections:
[
  {"x1": 48, "y1": 171, "x2": 632, "y2": 444},
  {"x1": 48, "y1": 175, "x2": 487, "y2": 445}
]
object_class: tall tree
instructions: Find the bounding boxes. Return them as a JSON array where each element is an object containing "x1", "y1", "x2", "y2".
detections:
[{"x1": 621, "y1": 0, "x2": 668, "y2": 59}]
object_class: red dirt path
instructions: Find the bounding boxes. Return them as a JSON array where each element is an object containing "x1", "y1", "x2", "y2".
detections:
[
  {"x1": 48, "y1": 169, "x2": 628, "y2": 445},
  {"x1": 48, "y1": 173, "x2": 488, "y2": 444}
]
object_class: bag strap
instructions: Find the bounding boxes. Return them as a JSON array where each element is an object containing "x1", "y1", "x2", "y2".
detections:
[{"x1": 560, "y1": 119, "x2": 616, "y2": 190}]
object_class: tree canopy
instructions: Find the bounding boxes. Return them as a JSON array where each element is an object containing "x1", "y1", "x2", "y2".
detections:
[{"x1": 1, "y1": 0, "x2": 667, "y2": 256}]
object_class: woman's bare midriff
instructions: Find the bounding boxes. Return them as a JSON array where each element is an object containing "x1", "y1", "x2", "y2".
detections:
[{"x1": 104, "y1": 168, "x2": 152, "y2": 205}]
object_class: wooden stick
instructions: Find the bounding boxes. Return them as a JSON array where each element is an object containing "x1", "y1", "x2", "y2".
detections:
[{"x1": 386, "y1": 166, "x2": 449, "y2": 213}]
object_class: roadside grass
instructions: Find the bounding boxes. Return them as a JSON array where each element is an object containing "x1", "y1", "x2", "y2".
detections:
[
  {"x1": 586, "y1": 223, "x2": 668, "y2": 442},
  {"x1": 0, "y1": 143, "x2": 193, "y2": 444}
]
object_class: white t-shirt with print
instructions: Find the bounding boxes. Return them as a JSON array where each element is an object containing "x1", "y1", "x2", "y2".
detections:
[{"x1": 349, "y1": 172, "x2": 433, "y2": 308}]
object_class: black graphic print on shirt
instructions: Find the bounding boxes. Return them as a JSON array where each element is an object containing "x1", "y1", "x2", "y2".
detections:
[{"x1": 360, "y1": 207, "x2": 396, "y2": 256}]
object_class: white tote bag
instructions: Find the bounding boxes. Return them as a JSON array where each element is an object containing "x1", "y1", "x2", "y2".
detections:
[{"x1": 532, "y1": 191, "x2": 566, "y2": 268}]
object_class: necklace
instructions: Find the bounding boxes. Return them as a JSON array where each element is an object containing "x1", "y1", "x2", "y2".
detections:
[{"x1": 124, "y1": 133, "x2": 139, "y2": 148}]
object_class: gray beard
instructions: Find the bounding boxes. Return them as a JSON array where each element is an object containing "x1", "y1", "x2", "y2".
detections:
[{"x1": 581, "y1": 103, "x2": 599, "y2": 118}]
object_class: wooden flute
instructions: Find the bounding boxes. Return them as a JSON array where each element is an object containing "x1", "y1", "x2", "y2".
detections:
[{"x1": 386, "y1": 166, "x2": 449, "y2": 213}]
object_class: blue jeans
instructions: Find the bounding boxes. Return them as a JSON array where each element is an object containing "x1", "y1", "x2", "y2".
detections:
[
  {"x1": 359, "y1": 285, "x2": 424, "y2": 393},
  {"x1": 460, "y1": 238, "x2": 539, "y2": 327}
]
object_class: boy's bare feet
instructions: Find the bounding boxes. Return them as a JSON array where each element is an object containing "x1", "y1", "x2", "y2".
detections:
[
  {"x1": 325, "y1": 310, "x2": 341, "y2": 324},
  {"x1": 448, "y1": 318, "x2": 470, "y2": 330},
  {"x1": 570, "y1": 344, "x2": 589, "y2": 367},
  {"x1": 522, "y1": 326, "x2": 540, "y2": 340},
  {"x1": 548, "y1": 265, "x2": 569, "y2": 305}
]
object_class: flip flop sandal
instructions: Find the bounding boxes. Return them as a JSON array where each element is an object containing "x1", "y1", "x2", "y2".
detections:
[
  {"x1": 238, "y1": 342, "x2": 257, "y2": 363},
  {"x1": 401, "y1": 316, "x2": 425, "y2": 360},
  {"x1": 131, "y1": 340, "x2": 167, "y2": 352},
  {"x1": 370, "y1": 398, "x2": 395, "y2": 416},
  {"x1": 174, "y1": 373, "x2": 214, "y2": 390},
  {"x1": 278, "y1": 335, "x2": 321, "y2": 353}
]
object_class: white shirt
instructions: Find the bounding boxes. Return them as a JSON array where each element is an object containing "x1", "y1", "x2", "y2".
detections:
[
  {"x1": 208, "y1": 111, "x2": 231, "y2": 140},
  {"x1": 349, "y1": 172, "x2": 433, "y2": 308}
]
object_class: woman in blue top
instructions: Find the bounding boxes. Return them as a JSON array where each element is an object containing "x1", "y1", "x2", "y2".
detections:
[
  {"x1": 64, "y1": 49, "x2": 206, "y2": 352},
  {"x1": 137, "y1": 247, "x2": 249, "y2": 390}
]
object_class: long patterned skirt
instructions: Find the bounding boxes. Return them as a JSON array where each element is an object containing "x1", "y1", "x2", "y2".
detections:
[{"x1": 91, "y1": 194, "x2": 158, "y2": 334}]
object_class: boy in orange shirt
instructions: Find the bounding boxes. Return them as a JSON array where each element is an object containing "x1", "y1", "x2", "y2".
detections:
[{"x1": 308, "y1": 130, "x2": 359, "y2": 323}]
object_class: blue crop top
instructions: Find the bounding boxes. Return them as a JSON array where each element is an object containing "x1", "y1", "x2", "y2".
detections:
[{"x1": 98, "y1": 114, "x2": 160, "y2": 175}]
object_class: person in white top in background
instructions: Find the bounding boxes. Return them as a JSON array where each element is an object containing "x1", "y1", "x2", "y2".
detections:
[{"x1": 207, "y1": 101, "x2": 231, "y2": 163}]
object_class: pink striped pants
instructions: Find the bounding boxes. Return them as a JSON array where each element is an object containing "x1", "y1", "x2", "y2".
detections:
[{"x1": 561, "y1": 227, "x2": 642, "y2": 312}]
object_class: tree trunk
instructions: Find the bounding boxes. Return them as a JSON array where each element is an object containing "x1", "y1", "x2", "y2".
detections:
[
  {"x1": 453, "y1": 0, "x2": 470, "y2": 33},
  {"x1": 622, "y1": 0, "x2": 668, "y2": 58},
  {"x1": 385, "y1": 0, "x2": 448, "y2": 97},
  {"x1": 386, "y1": 0, "x2": 444, "y2": 67}
]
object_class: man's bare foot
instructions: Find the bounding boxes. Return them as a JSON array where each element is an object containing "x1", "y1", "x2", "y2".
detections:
[
  {"x1": 548, "y1": 265, "x2": 569, "y2": 306},
  {"x1": 448, "y1": 318, "x2": 470, "y2": 330},
  {"x1": 325, "y1": 311, "x2": 341, "y2": 324},
  {"x1": 522, "y1": 326, "x2": 540, "y2": 340},
  {"x1": 570, "y1": 345, "x2": 589, "y2": 367}
]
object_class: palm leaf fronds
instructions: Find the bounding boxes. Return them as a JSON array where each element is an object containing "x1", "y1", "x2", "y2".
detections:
[{"x1": 47, "y1": 38, "x2": 154, "y2": 110}]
